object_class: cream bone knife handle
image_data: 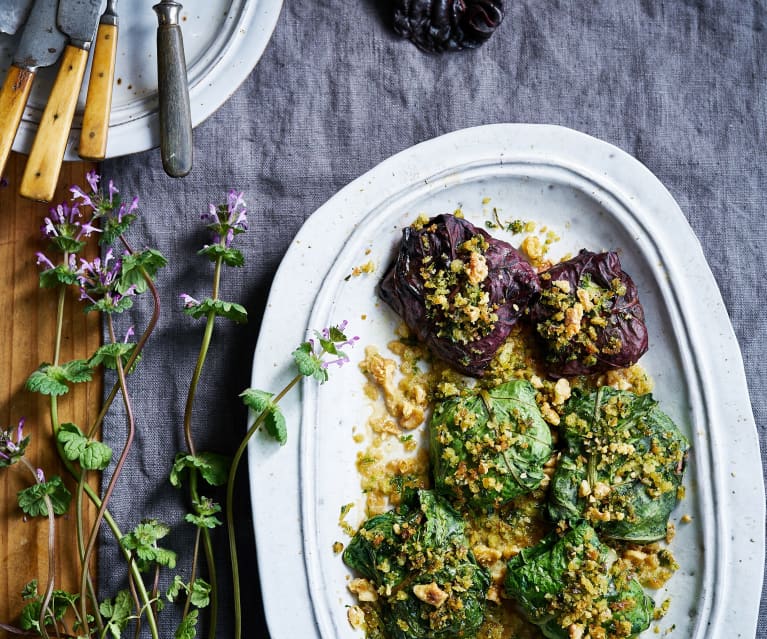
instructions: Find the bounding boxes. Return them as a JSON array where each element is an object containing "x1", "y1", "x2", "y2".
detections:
[
  {"x1": 20, "y1": 45, "x2": 89, "y2": 202},
  {"x1": 0, "y1": 65, "x2": 35, "y2": 178},
  {"x1": 153, "y1": 1, "x2": 193, "y2": 177},
  {"x1": 79, "y1": 17, "x2": 118, "y2": 160}
]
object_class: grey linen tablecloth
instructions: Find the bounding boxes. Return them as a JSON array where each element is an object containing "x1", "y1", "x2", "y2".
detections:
[{"x1": 99, "y1": 2, "x2": 767, "y2": 637}]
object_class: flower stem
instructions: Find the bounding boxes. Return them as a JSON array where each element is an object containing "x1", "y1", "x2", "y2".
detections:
[
  {"x1": 76, "y1": 473, "x2": 104, "y2": 634},
  {"x1": 53, "y1": 281, "x2": 67, "y2": 367},
  {"x1": 50, "y1": 400, "x2": 159, "y2": 639},
  {"x1": 183, "y1": 527, "x2": 202, "y2": 619},
  {"x1": 227, "y1": 373, "x2": 302, "y2": 639},
  {"x1": 182, "y1": 254, "x2": 224, "y2": 639},
  {"x1": 79, "y1": 317, "x2": 139, "y2": 636},
  {"x1": 87, "y1": 261, "x2": 160, "y2": 439},
  {"x1": 19, "y1": 458, "x2": 55, "y2": 639}
]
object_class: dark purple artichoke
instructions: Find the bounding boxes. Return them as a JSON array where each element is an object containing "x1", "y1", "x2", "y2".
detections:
[
  {"x1": 530, "y1": 250, "x2": 648, "y2": 377},
  {"x1": 379, "y1": 214, "x2": 539, "y2": 376},
  {"x1": 393, "y1": 0, "x2": 505, "y2": 53}
]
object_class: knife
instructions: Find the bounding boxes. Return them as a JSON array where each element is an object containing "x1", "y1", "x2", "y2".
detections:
[
  {"x1": 79, "y1": 0, "x2": 118, "y2": 160},
  {"x1": 20, "y1": 0, "x2": 103, "y2": 202},
  {"x1": 0, "y1": 0, "x2": 35, "y2": 35},
  {"x1": 153, "y1": 1, "x2": 193, "y2": 177},
  {"x1": 0, "y1": 0, "x2": 66, "y2": 179}
]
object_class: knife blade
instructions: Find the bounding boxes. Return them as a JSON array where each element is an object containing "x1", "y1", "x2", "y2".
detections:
[
  {"x1": 0, "y1": 0, "x2": 66, "y2": 178},
  {"x1": 79, "y1": 0, "x2": 119, "y2": 160},
  {"x1": 20, "y1": 0, "x2": 103, "y2": 201},
  {"x1": 0, "y1": 0, "x2": 35, "y2": 35}
]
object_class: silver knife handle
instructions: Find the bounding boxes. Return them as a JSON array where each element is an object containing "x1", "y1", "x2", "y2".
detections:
[{"x1": 153, "y1": 1, "x2": 193, "y2": 177}]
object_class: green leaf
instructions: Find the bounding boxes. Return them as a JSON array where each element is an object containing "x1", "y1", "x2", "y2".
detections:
[
  {"x1": 101, "y1": 213, "x2": 138, "y2": 246},
  {"x1": 18, "y1": 587, "x2": 75, "y2": 630},
  {"x1": 183, "y1": 298, "x2": 248, "y2": 323},
  {"x1": 26, "y1": 360, "x2": 94, "y2": 397},
  {"x1": 61, "y1": 359, "x2": 94, "y2": 383},
  {"x1": 57, "y1": 423, "x2": 113, "y2": 470},
  {"x1": 121, "y1": 520, "x2": 176, "y2": 571},
  {"x1": 50, "y1": 236, "x2": 87, "y2": 254},
  {"x1": 166, "y1": 575, "x2": 185, "y2": 603},
  {"x1": 189, "y1": 579, "x2": 211, "y2": 609},
  {"x1": 100, "y1": 590, "x2": 133, "y2": 639},
  {"x1": 39, "y1": 265, "x2": 79, "y2": 289},
  {"x1": 118, "y1": 248, "x2": 168, "y2": 294},
  {"x1": 292, "y1": 342, "x2": 327, "y2": 383},
  {"x1": 175, "y1": 609, "x2": 199, "y2": 639},
  {"x1": 84, "y1": 295, "x2": 134, "y2": 315},
  {"x1": 185, "y1": 512, "x2": 222, "y2": 530},
  {"x1": 240, "y1": 388, "x2": 274, "y2": 414},
  {"x1": 17, "y1": 476, "x2": 71, "y2": 517},
  {"x1": 170, "y1": 452, "x2": 229, "y2": 488},
  {"x1": 197, "y1": 244, "x2": 245, "y2": 267},
  {"x1": 239, "y1": 389, "x2": 287, "y2": 444},
  {"x1": 264, "y1": 406, "x2": 287, "y2": 445},
  {"x1": 89, "y1": 342, "x2": 140, "y2": 373},
  {"x1": 21, "y1": 580, "x2": 38, "y2": 599}
]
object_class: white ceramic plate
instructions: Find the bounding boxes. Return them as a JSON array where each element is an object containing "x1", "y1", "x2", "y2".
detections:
[
  {"x1": 0, "y1": 0, "x2": 282, "y2": 160},
  {"x1": 248, "y1": 124, "x2": 764, "y2": 639}
]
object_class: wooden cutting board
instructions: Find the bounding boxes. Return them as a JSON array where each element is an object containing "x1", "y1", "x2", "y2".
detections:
[{"x1": 0, "y1": 153, "x2": 101, "y2": 628}]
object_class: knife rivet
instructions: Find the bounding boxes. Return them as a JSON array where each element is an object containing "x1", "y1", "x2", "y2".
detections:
[{"x1": 99, "y1": 71, "x2": 104, "y2": 78}]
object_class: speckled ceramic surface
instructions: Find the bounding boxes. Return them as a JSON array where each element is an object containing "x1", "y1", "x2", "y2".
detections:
[
  {"x1": 0, "y1": 0, "x2": 282, "y2": 160},
  {"x1": 248, "y1": 124, "x2": 764, "y2": 639}
]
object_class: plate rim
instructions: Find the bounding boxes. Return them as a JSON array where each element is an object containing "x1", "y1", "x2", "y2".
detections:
[{"x1": 247, "y1": 123, "x2": 765, "y2": 639}]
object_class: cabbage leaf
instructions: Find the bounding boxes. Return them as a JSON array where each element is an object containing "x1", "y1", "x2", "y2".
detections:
[
  {"x1": 343, "y1": 490, "x2": 490, "y2": 639},
  {"x1": 430, "y1": 380, "x2": 553, "y2": 510},
  {"x1": 504, "y1": 522, "x2": 653, "y2": 639},
  {"x1": 549, "y1": 387, "x2": 689, "y2": 542}
]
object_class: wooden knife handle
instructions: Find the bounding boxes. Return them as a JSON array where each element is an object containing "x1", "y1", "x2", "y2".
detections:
[
  {"x1": 79, "y1": 23, "x2": 118, "y2": 160},
  {"x1": 155, "y1": 2, "x2": 193, "y2": 178},
  {"x1": 21, "y1": 45, "x2": 89, "y2": 202},
  {"x1": 0, "y1": 65, "x2": 34, "y2": 178}
]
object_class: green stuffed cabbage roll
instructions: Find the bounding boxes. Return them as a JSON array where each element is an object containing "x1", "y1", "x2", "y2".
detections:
[
  {"x1": 549, "y1": 387, "x2": 689, "y2": 542},
  {"x1": 343, "y1": 490, "x2": 490, "y2": 639},
  {"x1": 430, "y1": 380, "x2": 553, "y2": 510},
  {"x1": 504, "y1": 522, "x2": 653, "y2": 639}
]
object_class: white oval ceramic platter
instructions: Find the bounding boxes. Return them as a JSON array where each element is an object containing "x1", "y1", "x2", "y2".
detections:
[
  {"x1": 0, "y1": 0, "x2": 282, "y2": 160},
  {"x1": 248, "y1": 124, "x2": 764, "y2": 639}
]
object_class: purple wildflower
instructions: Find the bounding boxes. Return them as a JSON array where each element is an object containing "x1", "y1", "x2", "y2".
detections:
[
  {"x1": 124, "y1": 326, "x2": 135, "y2": 342},
  {"x1": 85, "y1": 169, "x2": 100, "y2": 193},
  {"x1": 202, "y1": 189, "x2": 248, "y2": 248},
  {"x1": 0, "y1": 418, "x2": 28, "y2": 466},
  {"x1": 116, "y1": 196, "x2": 139, "y2": 223},
  {"x1": 77, "y1": 249, "x2": 135, "y2": 310},
  {"x1": 40, "y1": 201, "x2": 100, "y2": 246},
  {"x1": 35, "y1": 252, "x2": 56, "y2": 270},
  {"x1": 180, "y1": 293, "x2": 200, "y2": 308},
  {"x1": 70, "y1": 170, "x2": 138, "y2": 224},
  {"x1": 70, "y1": 184, "x2": 94, "y2": 209},
  {"x1": 35, "y1": 468, "x2": 45, "y2": 483}
]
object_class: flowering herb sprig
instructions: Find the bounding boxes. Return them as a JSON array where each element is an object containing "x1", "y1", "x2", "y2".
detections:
[
  {"x1": 10, "y1": 173, "x2": 167, "y2": 639},
  {"x1": 171, "y1": 189, "x2": 251, "y2": 639},
  {"x1": 5, "y1": 177, "x2": 349, "y2": 639},
  {"x1": 229, "y1": 322, "x2": 358, "y2": 638}
]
